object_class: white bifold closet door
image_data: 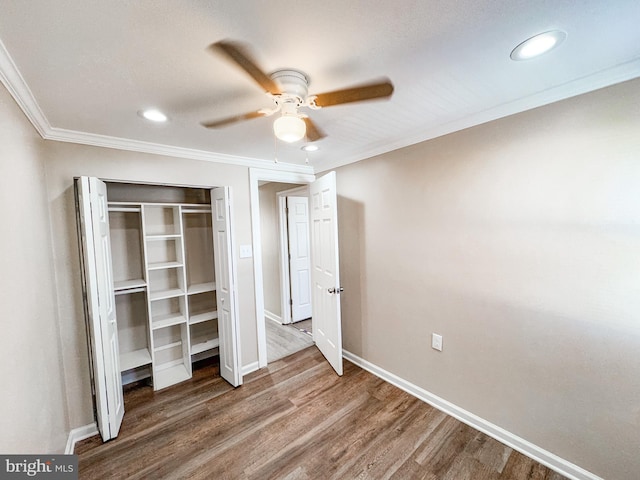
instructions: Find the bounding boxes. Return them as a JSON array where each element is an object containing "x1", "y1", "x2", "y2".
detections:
[
  {"x1": 309, "y1": 172, "x2": 343, "y2": 376},
  {"x1": 76, "y1": 176, "x2": 125, "y2": 441},
  {"x1": 211, "y1": 187, "x2": 242, "y2": 387}
]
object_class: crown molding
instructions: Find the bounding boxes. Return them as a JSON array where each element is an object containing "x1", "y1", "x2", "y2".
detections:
[
  {"x1": 0, "y1": 38, "x2": 51, "y2": 137},
  {"x1": 316, "y1": 57, "x2": 640, "y2": 173},
  {"x1": 44, "y1": 126, "x2": 314, "y2": 174},
  {"x1": 0, "y1": 38, "x2": 313, "y2": 175}
]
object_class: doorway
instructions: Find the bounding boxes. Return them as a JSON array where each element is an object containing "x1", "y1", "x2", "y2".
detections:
[
  {"x1": 258, "y1": 181, "x2": 314, "y2": 363},
  {"x1": 250, "y1": 168, "x2": 343, "y2": 375}
]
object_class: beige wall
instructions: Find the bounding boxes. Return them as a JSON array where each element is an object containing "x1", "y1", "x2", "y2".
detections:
[
  {"x1": 0, "y1": 85, "x2": 68, "y2": 452},
  {"x1": 259, "y1": 183, "x2": 283, "y2": 318},
  {"x1": 334, "y1": 77, "x2": 640, "y2": 480}
]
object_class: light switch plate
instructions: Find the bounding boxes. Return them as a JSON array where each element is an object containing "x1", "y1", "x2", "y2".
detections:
[
  {"x1": 239, "y1": 244, "x2": 253, "y2": 258},
  {"x1": 432, "y1": 333, "x2": 443, "y2": 352}
]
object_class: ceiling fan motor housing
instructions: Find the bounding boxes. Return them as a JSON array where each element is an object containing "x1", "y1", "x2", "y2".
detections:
[{"x1": 271, "y1": 69, "x2": 309, "y2": 105}]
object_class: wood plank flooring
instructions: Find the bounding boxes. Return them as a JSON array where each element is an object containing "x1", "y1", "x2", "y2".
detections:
[
  {"x1": 290, "y1": 318, "x2": 312, "y2": 335},
  {"x1": 266, "y1": 318, "x2": 314, "y2": 363},
  {"x1": 76, "y1": 348, "x2": 567, "y2": 480}
]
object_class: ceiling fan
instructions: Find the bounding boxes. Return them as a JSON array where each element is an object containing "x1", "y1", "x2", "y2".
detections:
[{"x1": 202, "y1": 40, "x2": 394, "y2": 143}]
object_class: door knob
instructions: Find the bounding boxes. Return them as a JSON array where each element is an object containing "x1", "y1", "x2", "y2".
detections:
[{"x1": 328, "y1": 287, "x2": 344, "y2": 294}]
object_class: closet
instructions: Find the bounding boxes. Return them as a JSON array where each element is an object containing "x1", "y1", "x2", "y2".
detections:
[
  {"x1": 76, "y1": 177, "x2": 241, "y2": 442},
  {"x1": 111, "y1": 200, "x2": 219, "y2": 389}
]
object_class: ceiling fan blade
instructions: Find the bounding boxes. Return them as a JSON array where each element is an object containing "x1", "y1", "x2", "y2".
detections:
[
  {"x1": 201, "y1": 110, "x2": 266, "y2": 128},
  {"x1": 303, "y1": 117, "x2": 326, "y2": 142},
  {"x1": 313, "y1": 79, "x2": 394, "y2": 107},
  {"x1": 210, "y1": 40, "x2": 281, "y2": 95}
]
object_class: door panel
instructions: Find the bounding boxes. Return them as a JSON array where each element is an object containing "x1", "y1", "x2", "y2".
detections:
[
  {"x1": 76, "y1": 176, "x2": 124, "y2": 441},
  {"x1": 287, "y1": 196, "x2": 312, "y2": 322},
  {"x1": 211, "y1": 187, "x2": 242, "y2": 387},
  {"x1": 309, "y1": 172, "x2": 343, "y2": 375}
]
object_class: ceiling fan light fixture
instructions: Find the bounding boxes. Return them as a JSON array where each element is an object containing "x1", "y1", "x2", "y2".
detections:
[
  {"x1": 273, "y1": 114, "x2": 306, "y2": 142},
  {"x1": 510, "y1": 30, "x2": 566, "y2": 61}
]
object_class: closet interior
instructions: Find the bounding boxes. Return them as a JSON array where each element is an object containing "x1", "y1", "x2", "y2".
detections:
[{"x1": 106, "y1": 182, "x2": 219, "y2": 390}]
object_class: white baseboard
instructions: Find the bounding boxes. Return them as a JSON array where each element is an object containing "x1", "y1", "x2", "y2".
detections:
[
  {"x1": 342, "y1": 350, "x2": 602, "y2": 480},
  {"x1": 241, "y1": 361, "x2": 260, "y2": 376},
  {"x1": 65, "y1": 423, "x2": 99, "y2": 454},
  {"x1": 264, "y1": 310, "x2": 282, "y2": 324}
]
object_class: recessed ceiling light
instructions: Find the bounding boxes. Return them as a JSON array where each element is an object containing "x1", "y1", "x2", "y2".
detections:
[
  {"x1": 301, "y1": 145, "x2": 319, "y2": 152},
  {"x1": 139, "y1": 109, "x2": 168, "y2": 122},
  {"x1": 510, "y1": 30, "x2": 567, "y2": 61}
]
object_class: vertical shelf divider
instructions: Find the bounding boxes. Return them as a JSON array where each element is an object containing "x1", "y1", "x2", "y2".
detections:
[
  {"x1": 177, "y1": 205, "x2": 192, "y2": 377},
  {"x1": 143, "y1": 204, "x2": 192, "y2": 390}
]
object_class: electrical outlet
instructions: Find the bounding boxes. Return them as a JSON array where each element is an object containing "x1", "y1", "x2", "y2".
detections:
[{"x1": 432, "y1": 333, "x2": 443, "y2": 352}]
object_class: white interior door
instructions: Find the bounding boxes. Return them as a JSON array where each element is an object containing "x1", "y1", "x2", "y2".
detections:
[
  {"x1": 309, "y1": 172, "x2": 343, "y2": 376},
  {"x1": 287, "y1": 196, "x2": 312, "y2": 322},
  {"x1": 76, "y1": 176, "x2": 124, "y2": 441},
  {"x1": 211, "y1": 187, "x2": 242, "y2": 387}
]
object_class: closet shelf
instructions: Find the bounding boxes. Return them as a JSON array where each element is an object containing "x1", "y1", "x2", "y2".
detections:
[
  {"x1": 182, "y1": 206, "x2": 212, "y2": 214},
  {"x1": 191, "y1": 336, "x2": 219, "y2": 355},
  {"x1": 108, "y1": 202, "x2": 142, "y2": 213},
  {"x1": 149, "y1": 288, "x2": 185, "y2": 301},
  {"x1": 114, "y1": 279, "x2": 146, "y2": 292},
  {"x1": 120, "y1": 348, "x2": 152, "y2": 372},
  {"x1": 146, "y1": 234, "x2": 181, "y2": 241},
  {"x1": 187, "y1": 282, "x2": 216, "y2": 295},
  {"x1": 147, "y1": 261, "x2": 183, "y2": 271},
  {"x1": 151, "y1": 313, "x2": 187, "y2": 330},
  {"x1": 189, "y1": 311, "x2": 218, "y2": 325},
  {"x1": 154, "y1": 340, "x2": 182, "y2": 352}
]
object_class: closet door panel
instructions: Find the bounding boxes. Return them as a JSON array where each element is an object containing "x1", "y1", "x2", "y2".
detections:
[
  {"x1": 76, "y1": 176, "x2": 125, "y2": 441},
  {"x1": 211, "y1": 187, "x2": 242, "y2": 387}
]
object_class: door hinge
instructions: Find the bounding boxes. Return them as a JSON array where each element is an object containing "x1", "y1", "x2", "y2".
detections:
[{"x1": 289, "y1": 298, "x2": 293, "y2": 306}]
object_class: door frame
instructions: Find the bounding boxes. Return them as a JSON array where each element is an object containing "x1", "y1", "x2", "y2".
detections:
[
  {"x1": 276, "y1": 185, "x2": 310, "y2": 325},
  {"x1": 249, "y1": 168, "x2": 315, "y2": 368}
]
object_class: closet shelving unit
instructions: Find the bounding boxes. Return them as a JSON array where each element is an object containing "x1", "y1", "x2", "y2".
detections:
[
  {"x1": 109, "y1": 202, "x2": 151, "y2": 376},
  {"x1": 183, "y1": 205, "x2": 219, "y2": 359},
  {"x1": 107, "y1": 201, "x2": 220, "y2": 390}
]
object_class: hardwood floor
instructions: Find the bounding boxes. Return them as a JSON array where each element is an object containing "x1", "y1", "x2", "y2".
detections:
[
  {"x1": 290, "y1": 318, "x2": 312, "y2": 335},
  {"x1": 266, "y1": 318, "x2": 314, "y2": 363},
  {"x1": 76, "y1": 348, "x2": 567, "y2": 480}
]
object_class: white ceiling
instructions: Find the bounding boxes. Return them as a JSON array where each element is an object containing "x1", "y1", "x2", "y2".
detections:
[{"x1": 0, "y1": 1, "x2": 639, "y2": 173}]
